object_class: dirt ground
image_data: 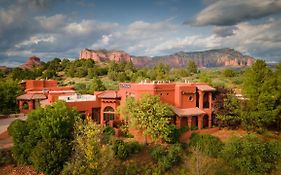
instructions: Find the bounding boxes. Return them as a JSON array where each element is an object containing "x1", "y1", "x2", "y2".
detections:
[
  {"x1": 211, "y1": 128, "x2": 248, "y2": 142},
  {"x1": 0, "y1": 165, "x2": 44, "y2": 175},
  {"x1": 0, "y1": 131, "x2": 13, "y2": 149}
]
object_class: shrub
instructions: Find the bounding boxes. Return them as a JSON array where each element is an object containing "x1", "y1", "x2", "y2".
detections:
[
  {"x1": 0, "y1": 149, "x2": 14, "y2": 166},
  {"x1": 8, "y1": 101, "x2": 79, "y2": 173},
  {"x1": 223, "y1": 69, "x2": 236, "y2": 77},
  {"x1": 62, "y1": 121, "x2": 114, "y2": 175},
  {"x1": 150, "y1": 144, "x2": 183, "y2": 171},
  {"x1": 8, "y1": 119, "x2": 32, "y2": 164},
  {"x1": 164, "y1": 124, "x2": 180, "y2": 144},
  {"x1": 103, "y1": 125, "x2": 115, "y2": 136},
  {"x1": 189, "y1": 133, "x2": 223, "y2": 157},
  {"x1": 30, "y1": 138, "x2": 71, "y2": 175},
  {"x1": 221, "y1": 135, "x2": 281, "y2": 175},
  {"x1": 112, "y1": 140, "x2": 129, "y2": 160},
  {"x1": 127, "y1": 141, "x2": 142, "y2": 154}
]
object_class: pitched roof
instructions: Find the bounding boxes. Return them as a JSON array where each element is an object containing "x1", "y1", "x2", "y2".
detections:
[
  {"x1": 196, "y1": 84, "x2": 216, "y2": 91},
  {"x1": 97, "y1": 91, "x2": 120, "y2": 99},
  {"x1": 17, "y1": 93, "x2": 47, "y2": 100},
  {"x1": 172, "y1": 107, "x2": 206, "y2": 117}
]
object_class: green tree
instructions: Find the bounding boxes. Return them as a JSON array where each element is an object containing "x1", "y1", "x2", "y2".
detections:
[
  {"x1": 216, "y1": 92, "x2": 241, "y2": 129},
  {"x1": 8, "y1": 101, "x2": 79, "y2": 174},
  {"x1": 221, "y1": 134, "x2": 281, "y2": 175},
  {"x1": 186, "y1": 60, "x2": 198, "y2": 75},
  {"x1": 62, "y1": 120, "x2": 113, "y2": 175},
  {"x1": 243, "y1": 60, "x2": 271, "y2": 106},
  {"x1": 0, "y1": 79, "x2": 22, "y2": 114},
  {"x1": 88, "y1": 77, "x2": 106, "y2": 92},
  {"x1": 223, "y1": 69, "x2": 236, "y2": 77},
  {"x1": 242, "y1": 60, "x2": 281, "y2": 130},
  {"x1": 119, "y1": 94, "x2": 174, "y2": 143},
  {"x1": 189, "y1": 133, "x2": 223, "y2": 158}
]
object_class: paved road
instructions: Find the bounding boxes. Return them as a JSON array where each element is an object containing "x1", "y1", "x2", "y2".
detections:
[{"x1": 0, "y1": 115, "x2": 27, "y2": 134}]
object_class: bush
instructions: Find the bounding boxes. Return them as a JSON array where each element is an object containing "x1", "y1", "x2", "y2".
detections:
[
  {"x1": 127, "y1": 141, "x2": 142, "y2": 154},
  {"x1": 0, "y1": 149, "x2": 14, "y2": 166},
  {"x1": 8, "y1": 119, "x2": 31, "y2": 164},
  {"x1": 221, "y1": 135, "x2": 281, "y2": 175},
  {"x1": 189, "y1": 133, "x2": 223, "y2": 157},
  {"x1": 150, "y1": 144, "x2": 183, "y2": 171},
  {"x1": 223, "y1": 69, "x2": 236, "y2": 77},
  {"x1": 8, "y1": 101, "x2": 79, "y2": 173},
  {"x1": 103, "y1": 125, "x2": 115, "y2": 136},
  {"x1": 30, "y1": 138, "x2": 71, "y2": 175},
  {"x1": 112, "y1": 140, "x2": 129, "y2": 160},
  {"x1": 62, "y1": 120, "x2": 114, "y2": 175},
  {"x1": 164, "y1": 124, "x2": 180, "y2": 144}
]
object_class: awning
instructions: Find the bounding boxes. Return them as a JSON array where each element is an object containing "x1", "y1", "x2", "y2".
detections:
[
  {"x1": 196, "y1": 84, "x2": 216, "y2": 91},
  {"x1": 172, "y1": 107, "x2": 206, "y2": 117},
  {"x1": 17, "y1": 93, "x2": 47, "y2": 100}
]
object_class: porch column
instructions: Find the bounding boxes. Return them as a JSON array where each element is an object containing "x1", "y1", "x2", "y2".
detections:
[
  {"x1": 199, "y1": 91, "x2": 204, "y2": 109},
  {"x1": 19, "y1": 100, "x2": 23, "y2": 112},
  {"x1": 198, "y1": 115, "x2": 203, "y2": 130},
  {"x1": 176, "y1": 117, "x2": 181, "y2": 128},
  {"x1": 188, "y1": 116, "x2": 192, "y2": 130},
  {"x1": 28, "y1": 101, "x2": 33, "y2": 111},
  {"x1": 208, "y1": 92, "x2": 212, "y2": 109},
  {"x1": 208, "y1": 115, "x2": 212, "y2": 128},
  {"x1": 100, "y1": 109, "x2": 104, "y2": 126}
]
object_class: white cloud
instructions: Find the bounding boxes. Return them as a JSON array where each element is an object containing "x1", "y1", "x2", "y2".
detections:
[
  {"x1": 191, "y1": 0, "x2": 281, "y2": 26},
  {"x1": 15, "y1": 34, "x2": 55, "y2": 48},
  {"x1": 64, "y1": 20, "x2": 118, "y2": 36},
  {"x1": 35, "y1": 14, "x2": 66, "y2": 31}
]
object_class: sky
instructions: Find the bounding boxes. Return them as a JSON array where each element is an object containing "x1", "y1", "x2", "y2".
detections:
[{"x1": 0, "y1": 0, "x2": 281, "y2": 67}]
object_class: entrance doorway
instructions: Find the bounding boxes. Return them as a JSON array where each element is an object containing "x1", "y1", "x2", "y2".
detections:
[{"x1": 203, "y1": 115, "x2": 209, "y2": 128}]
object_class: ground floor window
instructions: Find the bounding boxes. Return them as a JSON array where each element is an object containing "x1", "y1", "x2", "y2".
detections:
[
  {"x1": 92, "y1": 108, "x2": 100, "y2": 123},
  {"x1": 22, "y1": 101, "x2": 29, "y2": 110},
  {"x1": 103, "y1": 106, "x2": 115, "y2": 121}
]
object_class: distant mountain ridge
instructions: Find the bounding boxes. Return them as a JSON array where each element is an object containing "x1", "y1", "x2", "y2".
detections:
[{"x1": 80, "y1": 48, "x2": 255, "y2": 67}]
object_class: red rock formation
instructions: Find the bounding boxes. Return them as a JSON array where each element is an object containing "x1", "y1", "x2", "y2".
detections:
[
  {"x1": 80, "y1": 49, "x2": 132, "y2": 62},
  {"x1": 20, "y1": 56, "x2": 42, "y2": 69},
  {"x1": 80, "y1": 48, "x2": 255, "y2": 68}
]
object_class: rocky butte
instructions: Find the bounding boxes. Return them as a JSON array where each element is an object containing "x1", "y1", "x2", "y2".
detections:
[
  {"x1": 80, "y1": 48, "x2": 132, "y2": 62},
  {"x1": 80, "y1": 48, "x2": 255, "y2": 68},
  {"x1": 20, "y1": 56, "x2": 42, "y2": 69}
]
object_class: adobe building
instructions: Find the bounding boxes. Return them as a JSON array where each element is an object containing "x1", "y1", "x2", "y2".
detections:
[
  {"x1": 17, "y1": 80, "x2": 75, "y2": 113},
  {"x1": 118, "y1": 81, "x2": 215, "y2": 129},
  {"x1": 17, "y1": 80, "x2": 215, "y2": 130}
]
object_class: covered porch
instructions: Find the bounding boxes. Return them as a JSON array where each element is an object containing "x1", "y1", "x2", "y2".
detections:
[
  {"x1": 172, "y1": 107, "x2": 212, "y2": 130},
  {"x1": 17, "y1": 94, "x2": 47, "y2": 114}
]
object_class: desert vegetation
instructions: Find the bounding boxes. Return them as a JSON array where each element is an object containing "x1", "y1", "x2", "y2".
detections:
[{"x1": 1, "y1": 58, "x2": 281, "y2": 174}]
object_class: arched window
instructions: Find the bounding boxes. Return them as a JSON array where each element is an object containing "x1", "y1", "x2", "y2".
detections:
[
  {"x1": 22, "y1": 101, "x2": 29, "y2": 110},
  {"x1": 103, "y1": 106, "x2": 115, "y2": 121}
]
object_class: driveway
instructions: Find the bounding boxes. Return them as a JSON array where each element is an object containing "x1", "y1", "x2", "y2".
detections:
[{"x1": 0, "y1": 114, "x2": 27, "y2": 134}]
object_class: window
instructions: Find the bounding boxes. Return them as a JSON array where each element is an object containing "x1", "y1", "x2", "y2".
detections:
[
  {"x1": 22, "y1": 101, "x2": 29, "y2": 110},
  {"x1": 103, "y1": 106, "x2": 115, "y2": 121},
  {"x1": 189, "y1": 96, "x2": 193, "y2": 101}
]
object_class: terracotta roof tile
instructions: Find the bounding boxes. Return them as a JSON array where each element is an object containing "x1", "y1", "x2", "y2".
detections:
[
  {"x1": 17, "y1": 94, "x2": 47, "y2": 100},
  {"x1": 97, "y1": 91, "x2": 120, "y2": 99},
  {"x1": 172, "y1": 107, "x2": 206, "y2": 117},
  {"x1": 196, "y1": 85, "x2": 216, "y2": 91}
]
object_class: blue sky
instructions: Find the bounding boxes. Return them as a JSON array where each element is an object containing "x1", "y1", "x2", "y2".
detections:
[{"x1": 0, "y1": 0, "x2": 281, "y2": 67}]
